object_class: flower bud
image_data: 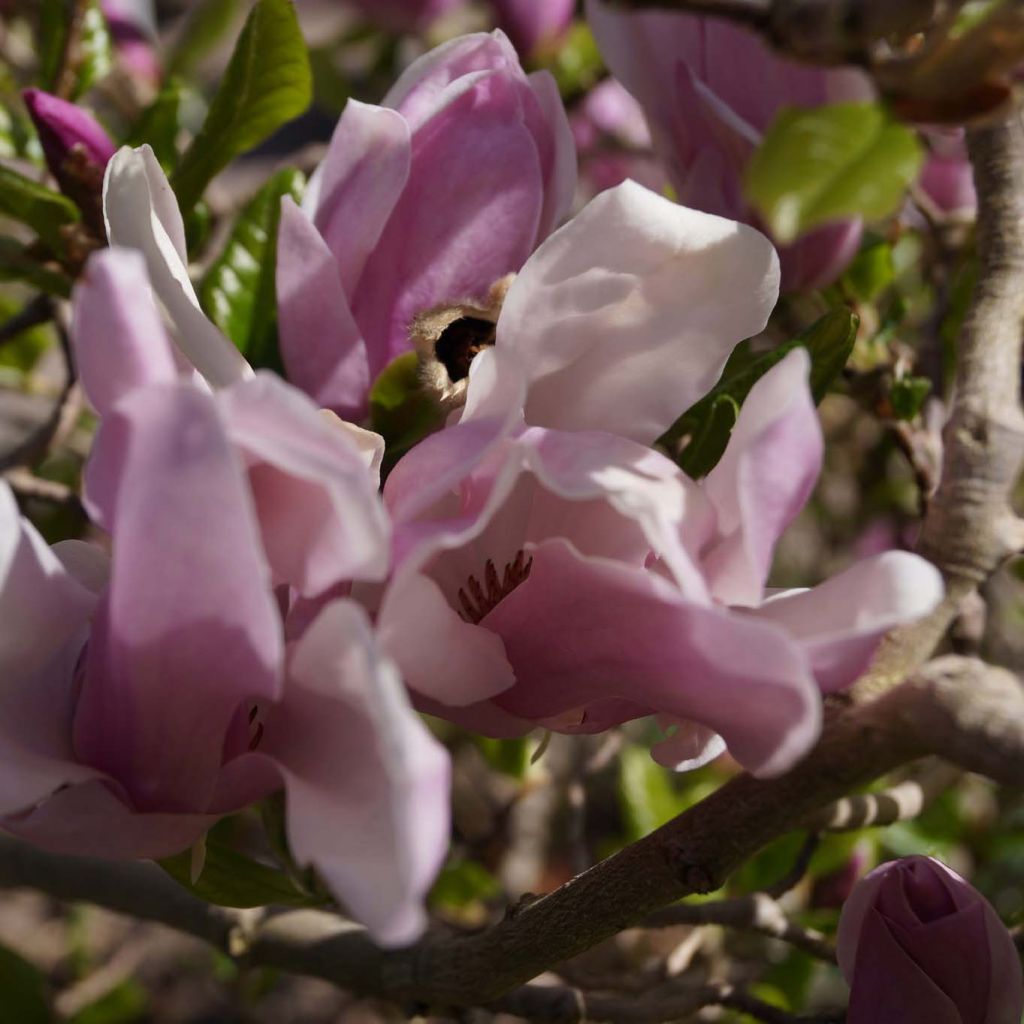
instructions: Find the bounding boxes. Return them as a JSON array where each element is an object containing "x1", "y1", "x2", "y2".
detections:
[
  {"x1": 837, "y1": 855, "x2": 1023, "y2": 1023},
  {"x1": 23, "y1": 89, "x2": 116, "y2": 236}
]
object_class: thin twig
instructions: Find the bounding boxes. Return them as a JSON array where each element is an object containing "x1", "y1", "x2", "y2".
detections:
[
  {"x1": 0, "y1": 295, "x2": 54, "y2": 348},
  {"x1": 54, "y1": 0, "x2": 91, "y2": 99},
  {"x1": 4, "y1": 466, "x2": 85, "y2": 516},
  {"x1": 805, "y1": 758, "x2": 963, "y2": 832}
]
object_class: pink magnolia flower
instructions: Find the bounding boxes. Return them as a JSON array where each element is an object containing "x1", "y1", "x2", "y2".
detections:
[
  {"x1": 373, "y1": 180, "x2": 942, "y2": 774},
  {"x1": 919, "y1": 129, "x2": 976, "y2": 218},
  {"x1": 275, "y1": 30, "x2": 576, "y2": 420},
  {"x1": 490, "y1": 0, "x2": 575, "y2": 57},
  {"x1": 0, "y1": 247, "x2": 449, "y2": 946},
  {"x1": 586, "y1": 0, "x2": 872, "y2": 291},
  {"x1": 837, "y1": 856, "x2": 1024, "y2": 1023},
  {"x1": 101, "y1": 0, "x2": 160, "y2": 84}
]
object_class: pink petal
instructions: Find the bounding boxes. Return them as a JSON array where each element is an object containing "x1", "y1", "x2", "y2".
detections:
[
  {"x1": 72, "y1": 248, "x2": 178, "y2": 416},
  {"x1": 752, "y1": 552, "x2": 944, "y2": 693},
  {"x1": 353, "y1": 71, "x2": 545, "y2": 375},
  {"x1": 260, "y1": 599, "x2": 450, "y2": 947},
  {"x1": 73, "y1": 384, "x2": 283, "y2": 812},
  {"x1": 3, "y1": 779, "x2": 213, "y2": 860},
  {"x1": 220, "y1": 372, "x2": 390, "y2": 595},
  {"x1": 527, "y1": 70, "x2": 578, "y2": 237},
  {"x1": 492, "y1": 0, "x2": 574, "y2": 56},
  {"x1": 651, "y1": 718, "x2": 727, "y2": 772},
  {"x1": 495, "y1": 179, "x2": 780, "y2": 444},
  {"x1": 483, "y1": 537, "x2": 820, "y2": 776},
  {"x1": 276, "y1": 198, "x2": 371, "y2": 420},
  {"x1": 0, "y1": 484, "x2": 100, "y2": 816},
  {"x1": 702, "y1": 348, "x2": 823, "y2": 606},
  {"x1": 307, "y1": 100, "x2": 411, "y2": 295}
]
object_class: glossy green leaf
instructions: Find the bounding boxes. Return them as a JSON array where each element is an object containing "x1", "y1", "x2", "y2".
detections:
[
  {"x1": 745, "y1": 103, "x2": 924, "y2": 244},
  {"x1": 370, "y1": 352, "x2": 445, "y2": 462},
  {"x1": 199, "y1": 168, "x2": 304, "y2": 369},
  {"x1": 619, "y1": 744, "x2": 681, "y2": 841},
  {"x1": 0, "y1": 944, "x2": 50, "y2": 1024},
  {"x1": 663, "y1": 308, "x2": 858, "y2": 478},
  {"x1": 38, "y1": 0, "x2": 113, "y2": 97},
  {"x1": 0, "y1": 165, "x2": 79, "y2": 253},
  {"x1": 171, "y1": 0, "x2": 313, "y2": 211},
  {"x1": 125, "y1": 80, "x2": 184, "y2": 171},
  {"x1": 160, "y1": 836, "x2": 318, "y2": 909},
  {"x1": 0, "y1": 237, "x2": 73, "y2": 297}
]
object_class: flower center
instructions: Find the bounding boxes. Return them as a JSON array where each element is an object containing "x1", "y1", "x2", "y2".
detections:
[
  {"x1": 434, "y1": 316, "x2": 497, "y2": 383},
  {"x1": 457, "y1": 550, "x2": 533, "y2": 624}
]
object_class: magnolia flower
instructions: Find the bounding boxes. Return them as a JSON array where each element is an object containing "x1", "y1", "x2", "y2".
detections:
[
  {"x1": 837, "y1": 856, "x2": 1024, "y2": 1023},
  {"x1": 586, "y1": 0, "x2": 871, "y2": 290},
  {"x1": 919, "y1": 129, "x2": 977, "y2": 218},
  {"x1": 490, "y1": 0, "x2": 575, "y2": 57},
  {"x1": 0, "y1": 248, "x2": 450, "y2": 946},
  {"x1": 275, "y1": 30, "x2": 576, "y2": 420},
  {"x1": 375, "y1": 181, "x2": 943, "y2": 775}
]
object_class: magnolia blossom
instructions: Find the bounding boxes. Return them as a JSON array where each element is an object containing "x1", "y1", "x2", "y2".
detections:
[
  {"x1": 275, "y1": 30, "x2": 576, "y2": 420},
  {"x1": 587, "y1": 0, "x2": 872, "y2": 290},
  {"x1": 0, "y1": 247, "x2": 450, "y2": 947},
  {"x1": 919, "y1": 129, "x2": 977, "y2": 218},
  {"x1": 837, "y1": 856, "x2": 1023, "y2": 1023},
  {"x1": 376, "y1": 181, "x2": 943, "y2": 775}
]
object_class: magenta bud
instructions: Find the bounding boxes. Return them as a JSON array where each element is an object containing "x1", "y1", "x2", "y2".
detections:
[
  {"x1": 837, "y1": 856, "x2": 1023, "y2": 1023},
  {"x1": 810, "y1": 845, "x2": 868, "y2": 910},
  {"x1": 23, "y1": 89, "x2": 116, "y2": 237}
]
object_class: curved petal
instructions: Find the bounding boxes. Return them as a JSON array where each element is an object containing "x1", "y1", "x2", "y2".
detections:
[
  {"x1": 309, "y1": 100, "x2": 411, "y2": 294},
  {"x1": 483, "y1": 538, "x2": 820, "y2": 776},
  {"x1": 220, "y1": 372, "x2": 390, "y2": 593},
  {"x1": 353, "y1": 72, "x2": 545, "y2": 375},
  {"x1": 72, "y1": 247, "x2": 178, "y2": 416},
  {"x1": 261, "y1": 599, "x2": 450, "y2": 947},
  {"x1": 495, "y1": 179, "x2": 780, "y2": 444},
  {"x1": 752, "y1": 552, "x2": 944, "y2": 693},
  {"x1": 702, "y1": 348, "x2": 823, "y2": 606},
  {"x1": 527, "y1": 70, "x2": 578, "y2": 238},
  {"x1": 651, "y1": 718, "x2": 727, "y2": 772},
  {"x1": 103, "y1": 145, "x2": 251, "y2": 387},
  {"x1": 3, "y1": 779, "x2": 213, "y2": 860},
  {"x1": 0, "y1": 484, "x2": 100, "y2": 815},
  {"x1": 377, "y1": 568, "x2": 516, "y2": 706},
  {"x1": 73, "y1": 384, "x2": 283, "y2": 813},
  {"x1": 276, "y1": 199, "x2": 370, "y2": 420}
]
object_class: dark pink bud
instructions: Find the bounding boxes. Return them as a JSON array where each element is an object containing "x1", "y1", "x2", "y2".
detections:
[{"x1": 837, "y1": 856, "x2": 1023, "y2": 1024}]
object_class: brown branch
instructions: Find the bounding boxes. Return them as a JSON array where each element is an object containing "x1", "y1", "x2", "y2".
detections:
[
  {"x1": 1, "y1": 657, "x2": 1017, "y2": 1010},
  {"x1": 53, "y1": 0, "x2": 91, "y2": 99},
  {"x1": 857, "y1": 110, "x2": 1024, "y2": 698}
]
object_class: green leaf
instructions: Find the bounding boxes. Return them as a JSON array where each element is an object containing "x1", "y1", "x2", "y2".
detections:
[
  {"x1": 160, "y1": 836, "x2": 318, "y2": 909},
  {"x1": 166, "y1": 0, "x2": 244, "y2": 78},
  {"x1": 677, "y1": 393, "x2": 738, "y2": 480},
  {"x1": 663, "y1": 308, "x2": 858, "y2": 478},
  {"x1": 38, "y1": 0, "x2": 68, "y2": 88},
  {"x1": 745, "y1": 103, "x2": 924, "y2": 244},
  {"x1": 475, "y1": 735, "x2": 531, "y2": 779},
  {"x1": 890, "y1": 376, "x2": 931, "y2": 420},
  {"x1": 171, "y1": 0, "x2": 313, "y2": 211},
  {"x1": 618, "y1": 744, "x2": 681, "y2": 841},
  {"x1": 125, "y1": 80, "x2": 184, "y2": 171},
  {"x1": 0, "y1": 943, "x2": 50, "y2": 1024},
  {"x1": 73, "y1": 1, "x2": 115, "y2": 99},
  {"x1": 69, "y1": 980, "x2": 147, "y2": 1024},
  {"x1": 0, "y1": 165, "x2": 79, "y2": 253},
  {"x1": 430, "y1": 859, "x2": 501, "y2": 912},
  {"x1": 199, "y1": 168, "x2": 304, "y2": 369},
  {"x1": 843, "y1": 238, "x2": 896, "y2": 303},
  {"x1": 0, "y1": 237, "x2": 73, "y2": 297},
  {"x1": 370, "y1": 352, "x2": 446, "y2": 462}
]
